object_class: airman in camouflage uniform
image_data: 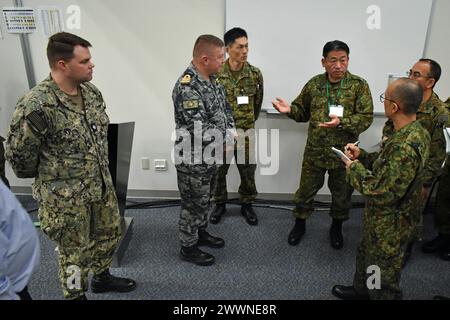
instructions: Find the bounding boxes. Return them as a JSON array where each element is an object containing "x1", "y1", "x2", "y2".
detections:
[
  {"x1": 430, "y1": 97, "x2": 450, "y2": 260},
  {"x1": 0, "y1": 135, "x2": 9, "y2": 187},
  {"x1": 173, "y1": 35, "x2": 235, "y2": 266},
  {"x1": 332, "y1": 78, "x2": 430, "y2": 300},
  {"x1": 212, "y1": 27, "x2": 264, "y2": 226},
  {"x1": 272, "y1": 40, "x2": 373, "y2": 249},
  {"x1": 382, "y1": 60, "x2": 448, "y2": 262},
  {"x1": 5, "y1": 32, "x2": 135, "y2": 299}
]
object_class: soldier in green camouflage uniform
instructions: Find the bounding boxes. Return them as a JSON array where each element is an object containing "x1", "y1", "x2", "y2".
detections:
[
  {"x1": 332, "y1": 78, "x2": 430, "y2": 300},
  {"x1": 5, "y1": 32, "x2": 135, "y2": 300},
  {"x1": 430, "y1": 97, "x2": 450, "y2": 260},
  {"x1": 0, "y1": 135, "x2": 9, "y2": 187},
  {"x1": 272, "y1": 40, "x2": 373, "y2": 249},
  {"x1": 382, "y1": 60, "x2": 448, "y2": 261},
  {"x1": 173, "y1": 35, "x2": 236, "y2": 266},
  {"x1": 211, "y1": 28, "x2": 263, "y2": 226}
]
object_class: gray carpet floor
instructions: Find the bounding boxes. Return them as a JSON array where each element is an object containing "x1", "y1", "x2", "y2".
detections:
[{"x1": 25, "y1": 202, "x2": 450, "y2": 300}]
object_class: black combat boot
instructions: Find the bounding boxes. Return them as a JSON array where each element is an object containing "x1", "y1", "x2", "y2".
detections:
[
  {"x1": 332, "y1": 285, "x2": 370, "y2": 300},
  {"x1": 330, "y1": 219, "x2": 344, "y2": 250},
  {"x1": 180, "y1": 245, "x2": 215, "y2": 266},
  {"x1": 241, "y1": 204, "x2": 258, "y2": 226},
  {"x1": 422, "y1": 233, "x2": 450, "y2": 253},
  {"x1": 198, "y1": 230, "x2": 225, "y2": 248},
  {"x1": 288, "y1": 218, "x2": 305, "y2": 246},
  {"x1": 210, "y1": 204, "x2": 226, "y2": 224},
  {"x1": 91, "y1": 269, "x2": 136, "y2": 293}
]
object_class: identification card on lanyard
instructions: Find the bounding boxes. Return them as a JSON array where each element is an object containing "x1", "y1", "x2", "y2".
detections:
[
  {"x1": 327, "y1": 80, "x2": 345, "y2": 118},
  {"x1": 237, "y1": 96, "x2": 249, "y2": 105},
  {"x1": 329, "y1": 105, "x2": 344, "y2": 117}
]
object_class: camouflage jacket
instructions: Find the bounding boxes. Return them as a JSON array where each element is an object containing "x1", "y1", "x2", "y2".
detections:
[
  {"x1": 172, "y1": 63, "x2": 235, "y2": 173},
  {"x1": 218, "y1": 60, "x2": 263, "y2": 130},
  {"x1": 348, "y1": 120, "x2": 430, "y2": 218},
  {"x1": 288, "y1": 71, "x2": 374, "y2": 168},
  {"x1": 382, "y1": 92, "x2": 448, "y2": 187},
  {"x1": 6, "y1": 75, "x2": 114, "y2": 206}
]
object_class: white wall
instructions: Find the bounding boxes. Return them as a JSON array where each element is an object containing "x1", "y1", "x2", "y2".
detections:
[
  {"x1": 1, "y1": 0, "x2": 449, "y2": 198},
  {"x1": 425, "y1": 0, "x2": 450, "y2": 101},
  {"x1": 226, "y1": 0, "x2": 433, "y2": 114}
]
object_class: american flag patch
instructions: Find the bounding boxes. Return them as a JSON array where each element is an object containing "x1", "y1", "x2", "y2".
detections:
[{"x1": 26, "y1": 110, "x2": 47, "y2": 133}]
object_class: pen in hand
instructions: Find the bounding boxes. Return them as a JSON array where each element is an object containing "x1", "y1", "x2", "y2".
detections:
[{"x1": 345, "y1": 140, "x2": 360, "y2": 151}]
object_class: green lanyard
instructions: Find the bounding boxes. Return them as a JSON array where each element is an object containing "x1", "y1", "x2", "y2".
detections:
[{"x1": 326, "y1": 79, "x2": 343, "y2": 111}]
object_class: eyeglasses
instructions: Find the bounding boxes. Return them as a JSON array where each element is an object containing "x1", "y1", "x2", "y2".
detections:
[
  {"x1": 407, "y1": 70, "x2": 432, "y2": 79},
  {"x1": 380, "y1": 93, "x2": 398, "y2": 105}
]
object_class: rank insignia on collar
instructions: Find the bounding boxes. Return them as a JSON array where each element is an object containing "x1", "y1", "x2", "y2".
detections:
[{"x1": 181, "y1": 74, "x2": 191, "y2": 85}]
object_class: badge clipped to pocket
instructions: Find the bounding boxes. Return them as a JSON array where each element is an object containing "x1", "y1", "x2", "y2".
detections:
[
  {"x1": 237, "y1": 96, "x2": 249, "y2": 105},
  {"x1": 329, "y1": 105, "x2": 344, "y2": 118}
]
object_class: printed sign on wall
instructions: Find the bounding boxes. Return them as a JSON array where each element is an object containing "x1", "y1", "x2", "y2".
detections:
[{"x1": 3, "y1": 7, "x2": 36, "y2": 34}]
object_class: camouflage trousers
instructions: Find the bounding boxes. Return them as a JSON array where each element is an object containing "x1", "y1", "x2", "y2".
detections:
[
  {"x1": 38, "y1": 190, "x2": 121, "y2": 299},
  {"x1": 214, "y1": 139, "x2": 257, "y2": 204},
  {"x1": 177, "y1": 168, "x2": 216, "y2": 247},
  {"x1": 353, "y1": 210, "x2": 412, "y2": 300},
  {"x1": 403, "y1": 189, "x2": 427, "y2": 243},
  {"x1": 0, "y1": 139, "x2": 9, "y2": 187},
  {"x1": 435, "y1": 160, "x2": 450, "y2": 235},
  {"x1": 292, "y1": 157, "x2": 353, "y2": 220}
]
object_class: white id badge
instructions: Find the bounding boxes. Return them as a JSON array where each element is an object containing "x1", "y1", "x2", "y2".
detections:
[
  {"x1": 237, "y1": 96, "x2": 249, "y2": 105},
  {"x1": 329, "y1": 105, "x2": 344, "y2": 117}
]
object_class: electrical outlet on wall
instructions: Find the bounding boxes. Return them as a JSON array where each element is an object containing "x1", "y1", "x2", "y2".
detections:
[{"x1": 154, "y1": 159, "x2": 167, "y2": 171}]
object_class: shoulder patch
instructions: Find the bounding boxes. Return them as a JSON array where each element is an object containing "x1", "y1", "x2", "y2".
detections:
[
  {"x1": 408, "y1": 142, "x2": 422, "y2": 158},
  {"x1": 181, "y1": 74, "x2": 192, "y2": 85},
  {"x1": 183, "y1": 100, "x2": 199, "y2": 110},
  {"x1": 26, "y1": 110, "x2": 47, "y2": 134}
]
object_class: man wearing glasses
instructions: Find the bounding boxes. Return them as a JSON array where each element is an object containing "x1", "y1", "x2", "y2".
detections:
[
  {"x1": 382, "y1": 59, "x2": 449, "y2": 264},
  {"x1": 333, "y1": 78, "x2": 430, "y2": 300},
  {"x1": 272, "y1": 40, "x2": 373, "y2": 250}
]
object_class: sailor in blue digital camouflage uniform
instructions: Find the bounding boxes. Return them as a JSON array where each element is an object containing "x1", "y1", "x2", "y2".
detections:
[{"x1": 172, "y1": 35, "x2": 236, "y2": 266}]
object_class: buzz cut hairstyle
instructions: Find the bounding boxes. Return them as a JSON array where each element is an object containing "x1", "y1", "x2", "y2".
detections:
[
  {"x1": 193, "y1": 34, "x2": 224, "y2": 58},
  {"x1": 323, "y1": 40, "x2": 350, "y2": 58},
  {"x1": 47, "y1": 32, "x2": 91, "y2": 68},
  {"x1": 419, "y1": 58, "x2": 442, "y2": 87},
  {"x1": 392, "y1": 78, "x2": 423, "y2": 115},
  {"x1": 224, "y1": 27, "x2": 248, "y2": 47}
]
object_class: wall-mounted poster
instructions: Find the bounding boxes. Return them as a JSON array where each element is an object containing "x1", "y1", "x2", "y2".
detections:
[{"x1": 2, "y1": 7, "x2": 36, "y2": 34}]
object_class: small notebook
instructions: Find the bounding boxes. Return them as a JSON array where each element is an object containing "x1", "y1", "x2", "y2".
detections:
[
  {"x1": 444, "y1": 128, "x2": 450, "y2": 155},
  {"x1": 331, "y1": 147, "x2": 351, "y2": 162}
]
